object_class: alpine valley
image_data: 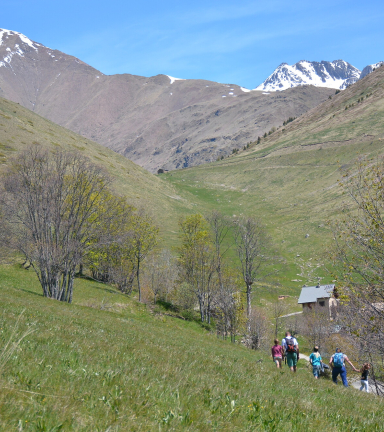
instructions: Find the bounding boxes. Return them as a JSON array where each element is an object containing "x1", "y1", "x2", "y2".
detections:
[
  {"x1": 2, "y1": 28, "x2": 381, "y2": 173},
  {"x1": 1, "y1": 26, "x2": 384, "y2": 286},
  {"x1": 1, "y1": 25, "x2": 384, "y2": 431}
]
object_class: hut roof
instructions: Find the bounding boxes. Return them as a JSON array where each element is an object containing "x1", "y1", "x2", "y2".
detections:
[{"x1": 298, "y1": 284, "x2": 335, "y2": 304}]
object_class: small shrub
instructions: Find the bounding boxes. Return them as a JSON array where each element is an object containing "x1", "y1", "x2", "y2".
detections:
[
  {"x1": 201, "y1": 322, "x2": 213, "y2": 331},
  {"x1": 181, "y1": 309, "x2": 196, "y2": 321},
  {"x1": 156, "y1": 300, "x2": 179, "y2": 312}
]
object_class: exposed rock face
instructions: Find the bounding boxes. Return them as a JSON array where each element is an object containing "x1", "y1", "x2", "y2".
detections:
[
  {"x1": 360, "y1": 62, "x2": 384, "y2": 79},
  {"x1": 0, "y1": 29, "x2": 334, "y2": 172}
]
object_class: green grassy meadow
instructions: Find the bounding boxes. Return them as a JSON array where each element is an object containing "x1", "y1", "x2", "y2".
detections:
[{"x1": 1, "y1": 264, "x2": 383, "y2": 431}]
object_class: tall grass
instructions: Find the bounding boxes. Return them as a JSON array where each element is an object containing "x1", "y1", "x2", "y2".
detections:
[
  {"x1": 0, "y1": 264, "x2": 383, "y2": 431},
  {"x1": 0, "y1": 309, "x2": 35, "y2": 371}
]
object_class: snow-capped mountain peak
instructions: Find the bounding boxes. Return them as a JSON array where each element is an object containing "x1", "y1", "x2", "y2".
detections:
[
  {"x1": 0, "y1": 29, "x2": 44, "y2": 68},
  {"x1": 256, "y1": 60, "x2": 361, "y2": 92}
]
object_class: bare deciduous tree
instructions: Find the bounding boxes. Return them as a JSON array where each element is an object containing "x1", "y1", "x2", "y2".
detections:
[
  {"x1": 213, "y1": 268, "x2": 244, "y2": 342},
  {"x1": 206, "y1": 210, "x2": 233, "y2": 323},
  {"x1": 145, "y1": 249, "x2": 178, "y2": 304},
  {"x1": 247, "y1": 307, "x2": 269, "y2": 350},
  {"x1": 272, "y1": 299, "x2": 288, "y2": 339},
  {"x1": 300, "y1": 304, "x2": 332, "y2": 349},
  {"x1": 206, "y1": 211, "x2": 231, "y2": 283},
  {"x1": 0, "y1": 147, "x2": 119, "y2": 303},
  {"x1": 233, "y1": 217, "x2": 271, "y2": 328}
]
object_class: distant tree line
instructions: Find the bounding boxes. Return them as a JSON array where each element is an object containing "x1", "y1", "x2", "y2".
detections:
[
  {"x1": 282, "y1": 117, "x2": 296, "y2": 126},
  {"x1": 215, "y1": 115, "x2": 300, "y2": 162}
]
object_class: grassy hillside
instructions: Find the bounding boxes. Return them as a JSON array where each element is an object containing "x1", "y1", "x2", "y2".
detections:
[
  {"x1": 0, "y1": 264, "x2": 383, "y2": 431},
  {"x1": 162, "y1": 67, "x2": 384, "y2": 291},
  {"x1": 2, "y1": 67, "x2": 384, "y2": 293},
  {"x1": 0, "y1": 96, "x2": 194, "y2": 245}
]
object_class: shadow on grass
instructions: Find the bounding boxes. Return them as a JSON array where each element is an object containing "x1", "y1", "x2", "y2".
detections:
[
  {"x1": 75, "y1": 275, "x2": 127, "y2": 296},
  {"x1": 18, "y1": 288, "x2": 43, "y2": 297},
  {"x1": 156, "y1": 300, "x2": 180, "y2": 312}
]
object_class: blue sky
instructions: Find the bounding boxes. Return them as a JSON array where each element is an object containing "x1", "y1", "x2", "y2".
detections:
[{"x1": 2, "y1": 0, "x2": 384, "y2": 89}]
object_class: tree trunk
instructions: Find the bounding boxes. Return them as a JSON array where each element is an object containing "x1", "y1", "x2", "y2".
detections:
[
  {"x1": 246, "y1": 283, "x2": 252, "y2": 331},
  {"x1": 137, "y1": 260, "x2": 141, "y2": 302},
  {"x1": 198, "y1": 294, "x2": 205, "y2": 322}
]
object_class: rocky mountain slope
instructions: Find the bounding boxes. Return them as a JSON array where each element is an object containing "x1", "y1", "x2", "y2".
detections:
[
  {"x1": 360, "y1": 61, "x2": 384, "y2": 79},
  {"x1": 0, "y1": 29, "x2": 334, "y2": 172}
]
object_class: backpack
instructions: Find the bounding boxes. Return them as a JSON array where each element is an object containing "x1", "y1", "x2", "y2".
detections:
[
  {"x1": 333, "y1": 352, "x2": 344, "y2": 367},
  {"x1": 285, "y1": 337, "x2": 297, "y2": 353}
]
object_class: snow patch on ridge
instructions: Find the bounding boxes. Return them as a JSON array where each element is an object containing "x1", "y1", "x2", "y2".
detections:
[
  {"x1": 0, "y1": 28, "x2": 40, "y2": 50},
  {"x1": 167, "y1": 75, "x2": 185, "y2": 84}
]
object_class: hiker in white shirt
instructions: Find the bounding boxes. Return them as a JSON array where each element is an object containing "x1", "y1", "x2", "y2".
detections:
[{"x1": 282, "y1": 332, "x2": 299, "y2": 372}]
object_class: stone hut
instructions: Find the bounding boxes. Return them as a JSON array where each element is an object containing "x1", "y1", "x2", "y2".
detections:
[{"x1": 298, "y1": 284, "x2": 338, "y2": 319}]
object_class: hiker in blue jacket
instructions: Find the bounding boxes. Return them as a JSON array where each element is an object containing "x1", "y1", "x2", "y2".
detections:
[
  {"x1": 329, "y1": 347, "x2": 359, "y2": 387},
  {"x1": 309, "y1": 346, "x2": 322, "y2": 379}
]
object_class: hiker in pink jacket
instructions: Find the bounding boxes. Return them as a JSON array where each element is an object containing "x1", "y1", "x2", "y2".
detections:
[{"x1": 271, "y1": 338, "x2": 284, "y2": 368}]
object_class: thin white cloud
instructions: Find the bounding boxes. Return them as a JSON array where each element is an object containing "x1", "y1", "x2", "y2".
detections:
[{"x1": 57, "y1": 0, "x2": 384, "y2": 88}]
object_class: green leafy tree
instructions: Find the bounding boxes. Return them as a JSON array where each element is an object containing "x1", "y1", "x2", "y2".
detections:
[
  {"x1": 177, "y1": 214, "x2": 216, "y2": 322},
  {"x1": 131, "y1": 209, "x2": 159, "y2": 302},
  {"x1": 87, "y1": 199, "x2": 137, "y2": 293}
]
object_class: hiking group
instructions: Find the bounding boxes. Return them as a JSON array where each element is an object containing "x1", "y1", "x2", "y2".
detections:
[{"x1": 271, "y1": 332, "x2": 371, "y2": 392}]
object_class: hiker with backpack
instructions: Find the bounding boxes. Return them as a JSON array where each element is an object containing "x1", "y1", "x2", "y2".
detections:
[
  {"x1": 329, "y1": 347, "x2": 359, "y2": 387},
  {"x1": 309, "y1": 346, "x2": 322, "y2": 379},
  {"x1": 282, "y1": 332, "x2": 299, "y2": 372}
]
